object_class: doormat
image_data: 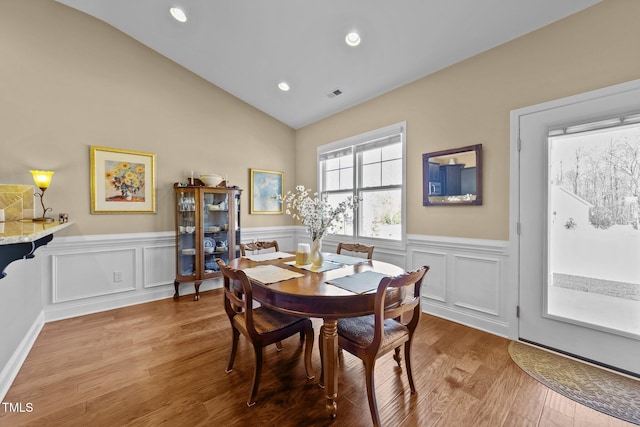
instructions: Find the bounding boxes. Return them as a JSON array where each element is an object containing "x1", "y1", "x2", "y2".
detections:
[{"x1": 508, "y1": 341, "x2": 640, "y2": 425}]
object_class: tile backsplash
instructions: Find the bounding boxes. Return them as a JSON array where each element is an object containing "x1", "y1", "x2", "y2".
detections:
[{"x1": 0, "y1": 184, "x2": 35, "y2": 220}]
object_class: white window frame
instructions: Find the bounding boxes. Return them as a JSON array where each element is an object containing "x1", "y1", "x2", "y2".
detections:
[{"x1": 317, "y1": 122, "x2": 407, "y2": 248}]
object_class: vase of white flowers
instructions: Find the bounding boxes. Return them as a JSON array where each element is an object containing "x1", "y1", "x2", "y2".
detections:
[
  {"x1": 281, "y1": 185, "x2": 358, "y2": 268},
  {"x1": 309, "y1": 237, "x2": 324, "y2": 267}
]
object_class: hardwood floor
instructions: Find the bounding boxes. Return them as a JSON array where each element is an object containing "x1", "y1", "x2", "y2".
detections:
[{"x1": 1, "y1": 288, "x2": 634, "y2": 426}]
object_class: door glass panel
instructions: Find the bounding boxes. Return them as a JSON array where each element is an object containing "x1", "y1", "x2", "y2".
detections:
[
  {"x1": 203, "y1": 190, "x2": 230, "y2": 268},
  {"x1": 548, "y1": 122, "x2": 640, "y2": 338}
]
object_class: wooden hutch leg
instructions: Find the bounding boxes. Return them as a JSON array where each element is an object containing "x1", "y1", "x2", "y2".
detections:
[
  {"x1": 194, "y1": 280, "x2": 202, "y2": 301},
  {"x1": 173, "y1": 280, "x2": 180, "y2": 300}
]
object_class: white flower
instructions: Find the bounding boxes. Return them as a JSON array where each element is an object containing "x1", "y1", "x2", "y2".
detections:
[{"x1": 280, "y1": 185, "x2": 358, "y2": 241}]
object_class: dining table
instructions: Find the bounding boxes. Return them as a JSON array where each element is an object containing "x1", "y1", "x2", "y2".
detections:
[{"x1": 228, "y1": 251, "x2": 406, "y2": 419}]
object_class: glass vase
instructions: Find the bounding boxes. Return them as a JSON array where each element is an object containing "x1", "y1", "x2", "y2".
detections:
[{"x1": 310, "y1": 238, "x2": 324, "y2": 268}]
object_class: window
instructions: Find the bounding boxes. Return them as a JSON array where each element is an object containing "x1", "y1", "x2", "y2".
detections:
[{"x1": 318, "y1": 122, "x2": 405, "y2": 242}]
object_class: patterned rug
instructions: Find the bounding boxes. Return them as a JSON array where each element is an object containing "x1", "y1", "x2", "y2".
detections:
[{"x1": 508, "y1": 341, "x2": 640, "y2": 425}]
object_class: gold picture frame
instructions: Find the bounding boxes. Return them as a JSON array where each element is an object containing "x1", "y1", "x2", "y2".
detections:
[
  {"x1": 90, "y1": 146, "x2": 156, "y2": 214},
  {"x1": 250, "y1": 169, "x2": 283, "y2": 214}
]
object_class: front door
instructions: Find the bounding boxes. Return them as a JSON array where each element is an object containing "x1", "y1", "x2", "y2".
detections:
[{"x1": 516, "y1": 81, "x2": 640, "y2": 376}]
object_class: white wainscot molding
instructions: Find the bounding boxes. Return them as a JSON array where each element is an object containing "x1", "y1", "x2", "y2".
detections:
[
  {"x1": 36, "y1": 228, "x2": 513, "y2": 338},
  {"x1": 40, "y1": 232, "x2": 221, "y2": 322},
  {"x1": 39, "y1": 227, "x2": 301, "y2": 322},
  {"x1": 407, "y1": 234, "x2": 511, "y2": 338}
]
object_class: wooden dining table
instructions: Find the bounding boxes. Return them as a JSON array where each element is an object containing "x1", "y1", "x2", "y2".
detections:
[{"x1": 227, "y1": 253, "x2": 406, "y2": 419}]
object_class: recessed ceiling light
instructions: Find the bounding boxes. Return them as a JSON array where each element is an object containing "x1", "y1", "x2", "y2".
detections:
[
  {"x1": 345, "y1": 31, "x2": 361, "y2": 47},
  {"x1": 170, "y1": 7, "x2": 187, "y2": 23},
  {"x1": 278, "y1": 82, "x2": 290, "y2": 92}
]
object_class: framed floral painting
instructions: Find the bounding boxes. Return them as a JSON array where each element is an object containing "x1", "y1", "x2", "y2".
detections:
[
  {"x1": 90, "y1": 146, "x2": 156, "y2": 214},
  {"x1": 250, "y1": 169, "x2": 283, "y2": 214}
]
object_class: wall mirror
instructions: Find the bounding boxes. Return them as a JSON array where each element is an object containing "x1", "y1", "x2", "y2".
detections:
[{"x1": 422, "y1": 144, "x2": 483, "y2": 206}]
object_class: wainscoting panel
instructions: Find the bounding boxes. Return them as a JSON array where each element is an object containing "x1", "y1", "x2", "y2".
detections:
[
  {"x1": 143, "y1": 244, "x2": 175, "y2": 288},
  {"x1": 452, "y1": 255, "x2": 500, "y2": 316},
  {"x1": 52, "y1": 248, "x2": 137, "y2": 303},
  {"x1": 407, "y1": 234, "x2": 511, "y2": 337},
  {"x1": 412, "y1": 249, "x2": 447, "y2": 303},
  {"x1": 41, "y1": 232, "x2": 181, "y2": 322}
]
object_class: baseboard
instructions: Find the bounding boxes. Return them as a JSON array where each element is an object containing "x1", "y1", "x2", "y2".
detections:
[
  {"x1": 422, "y1": 298, "x2": 509, "y2": 338},
  {"x1": 0, "y1": 311, "x2": 45, "y2": 402}
]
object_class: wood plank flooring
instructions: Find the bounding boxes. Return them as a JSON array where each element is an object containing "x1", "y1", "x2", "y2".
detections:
[{"x1": 0, "y1": 288, "x2": 634, "y2": 426}]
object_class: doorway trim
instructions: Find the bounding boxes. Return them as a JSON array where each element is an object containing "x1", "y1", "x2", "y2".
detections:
[{"x1": 508, "y1": 78, "x2": 640, "y2": 343}]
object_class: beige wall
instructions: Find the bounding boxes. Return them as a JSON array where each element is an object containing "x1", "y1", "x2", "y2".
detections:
[
  {"x1": 296, "y1": 0, "x2": 640, "y2": 240},
  {"x1": 3, "y1": 1, "x2": 640, "y2": 241},
  {"x1": 1, "y1": 0, "x2": 296, "y2": 237}
]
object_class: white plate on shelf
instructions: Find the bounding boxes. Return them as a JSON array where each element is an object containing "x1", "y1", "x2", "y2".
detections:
[
  {"x1": 204, "y1": 237, "x2": 215, "y2": 248},
  {"x1": 181, "y1": 248, "x2": 196, "y2": 255}
]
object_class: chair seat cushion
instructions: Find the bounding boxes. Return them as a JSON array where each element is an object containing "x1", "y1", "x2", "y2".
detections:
[
  {"x1": 337, "y1": 315, "x2": 408, "y2": 348},
  {"x1": 236, "y1": 306, "x2": 306, "y2": 334}
]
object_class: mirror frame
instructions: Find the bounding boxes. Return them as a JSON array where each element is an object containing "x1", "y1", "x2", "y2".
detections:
[{"x1": 422, "y1": 144, "x2": 483, "y2": 206}]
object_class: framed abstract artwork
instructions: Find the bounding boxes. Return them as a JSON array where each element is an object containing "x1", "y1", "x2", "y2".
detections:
[
  {"x1": 250, "y1": 169, "x2": 283, "y2": 214},
  {"x1": 90, "y1": 146, "x2": 156, "y2": 214}
]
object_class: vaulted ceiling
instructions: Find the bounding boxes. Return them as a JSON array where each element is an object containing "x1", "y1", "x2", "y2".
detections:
[{"x1": 57, "y1": 0, "x2": 600, "y2": 129}]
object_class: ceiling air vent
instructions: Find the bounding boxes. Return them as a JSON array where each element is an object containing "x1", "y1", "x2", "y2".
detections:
[{"x1": 327, "y1": 88, "x2": 343, "y2": 99}]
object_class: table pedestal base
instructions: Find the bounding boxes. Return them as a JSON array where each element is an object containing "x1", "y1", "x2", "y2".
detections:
[{"x1": 322, "y1": 318, "x2": 339, "y2": 419}]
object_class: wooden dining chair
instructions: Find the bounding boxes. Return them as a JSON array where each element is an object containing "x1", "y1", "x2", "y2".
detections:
[
  {"x1": 240, "y1": 240, "x2": 279, "y2": 256},
  {"x1": 325, "y1": 266, "x2": 429, "y2": 426},
  {"x1": 215, "y1": 259, "x2": 314, "y2": 407},
  {"x1": 336, "y1": 242, "x2": 375, "y2": 259}
]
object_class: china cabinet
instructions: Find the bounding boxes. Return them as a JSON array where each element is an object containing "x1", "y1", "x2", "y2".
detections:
[{"x1": 173, "y1": 184, "x2": 242, "y2": 300}]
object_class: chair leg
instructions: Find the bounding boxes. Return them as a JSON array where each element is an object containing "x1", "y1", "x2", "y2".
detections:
[
  {"x1": 364, "y1": 360, "x2": 382, "y2": 427},
  {"x1": 299, "y1": 329, "x2": 305, "y2": 345},
  {"x1": 303, "y1": 325, "x2": 315, "y2": 379},
  {"x1": 404, "y1": 341, "x2": 416, "y2": 393},
  {"x1": 318, "y1": 325, "x2": 324, "y2": 387},
  {"x1": 226, "y1": 327, "x2": 240, "y2": 373},
  {"x1": 247, "y1": 346, "x2": 264, "y2": 407},
  {"x1": 393, "y1": 346, "x2": 402, "y2": 366}
]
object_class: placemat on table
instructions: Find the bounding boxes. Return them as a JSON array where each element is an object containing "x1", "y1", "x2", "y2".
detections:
[
  {"x1": 326, "y1": 271, "x2": 389, "y2": 294},
  {"x1": 241, "y1": 264, "x2": 303, "y2": 284},
  {"x1": 284, "y1": 260, "x2": 343, "y2": 273}
]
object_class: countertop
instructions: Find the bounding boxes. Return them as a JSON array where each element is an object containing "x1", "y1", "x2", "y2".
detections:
[{"x1": 0, "y1": 220, "x2": 73, "y2": 245}]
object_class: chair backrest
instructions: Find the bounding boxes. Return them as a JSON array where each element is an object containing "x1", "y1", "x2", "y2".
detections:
[
  {"x1": 336, "y1": 242, "x2": 374, "y2": 259},
  {"x1": 216, "y1": 258, "x2": 258, "y2": 338},
  {"x1": 240, "y1": 240, "x2": 279, "y2": 256},
  {"x1": 370, "y1": 266, "x2": 429, "y2": 351}
]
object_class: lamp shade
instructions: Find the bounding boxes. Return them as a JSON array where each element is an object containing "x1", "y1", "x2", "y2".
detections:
[{"x1": 30, "y1": 170, "x2": 54, "y2": 190}]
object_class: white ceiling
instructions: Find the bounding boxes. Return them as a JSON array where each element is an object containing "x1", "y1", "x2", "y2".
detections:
[{"x1": 56, "y1": 0, "x2": 600, "y2": 129}]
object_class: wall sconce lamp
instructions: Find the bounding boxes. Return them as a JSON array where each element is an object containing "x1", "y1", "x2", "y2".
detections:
[{"x1": 30, "y1": 170, "x2": 55, "y2": 223}]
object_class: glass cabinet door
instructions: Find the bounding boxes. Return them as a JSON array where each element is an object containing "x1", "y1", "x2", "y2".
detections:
[
  {"x1": 176, "y1": 189, "x2": 197, "y2": 278},
  {"x1": 202, "y1": 189, "x2": 230, "y2": 273}
]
